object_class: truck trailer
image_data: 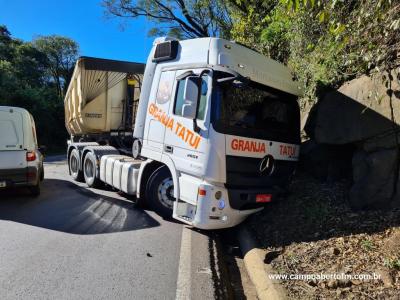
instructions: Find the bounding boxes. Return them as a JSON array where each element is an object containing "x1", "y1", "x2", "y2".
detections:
[{"x1": 64, "y1": 37, "x2": 301, "y2": 230}]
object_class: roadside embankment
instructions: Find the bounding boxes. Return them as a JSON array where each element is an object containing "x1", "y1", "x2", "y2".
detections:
[{"x1": 244, "y1": 172, "x2": 400, "y2": 299}]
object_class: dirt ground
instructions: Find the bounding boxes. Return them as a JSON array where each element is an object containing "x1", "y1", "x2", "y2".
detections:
[{"x1": 247, "y1": 172, "x2": 400, "y2": 300}]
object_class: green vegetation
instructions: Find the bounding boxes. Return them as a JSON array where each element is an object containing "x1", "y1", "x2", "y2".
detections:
[
  {"x1": 384, "y1": 257, "x2": 400, "y2": 270},
  {"x1": 361, "y1": 239, "x2": 375, "y2": 251},
  {"x1": 107, "y1": 0, "x2": 399, "y2": 107},
  {"x1": 229, "y1": 0, "x2": 400, "y2": 106},
  {"x1": 0, "y1": 25, "x2": 78, "y2": 152},
  {"x1": 102, "y1": 0, "x2": 233, "y2": 38}
]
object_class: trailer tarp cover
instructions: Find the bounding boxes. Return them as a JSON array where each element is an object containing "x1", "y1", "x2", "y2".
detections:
[
  {"x1": 80, "y1": 56, "x2": 145, "y2": 73},
  {"x1": 64, "y1": 56, "x2": 145, "y2": 135}
]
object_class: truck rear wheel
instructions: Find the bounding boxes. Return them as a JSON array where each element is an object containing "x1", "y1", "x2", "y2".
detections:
[
  {"x1": 83, "y1": 152, "x2": 101, "y2": 188},
  {"x1": 146, "y1": 166, "x2": 174, "y2": 218},
  {"x1": 69, "y1": 149, "x2": 83, "y2": 182}
]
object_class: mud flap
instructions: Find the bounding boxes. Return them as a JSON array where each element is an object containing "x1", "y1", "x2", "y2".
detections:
[{"x1": 172, "y1": 174, "x2": 201, "y2": 225}]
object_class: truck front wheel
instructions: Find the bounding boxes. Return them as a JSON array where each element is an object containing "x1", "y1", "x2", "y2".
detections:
[
  {"x1": 83, "y1": 152, "x2": 101, "y2": 188},
  {"x1": 69, "y1": 149, "x2": 83, "y2": 182},
  {"x1": 146, "y1": 166, "x2": 174, "y2": 218}
]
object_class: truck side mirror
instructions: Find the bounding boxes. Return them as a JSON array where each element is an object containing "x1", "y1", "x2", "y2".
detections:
[{"x1": 182, "y1": 76, "x2": 201, "y2": 119}]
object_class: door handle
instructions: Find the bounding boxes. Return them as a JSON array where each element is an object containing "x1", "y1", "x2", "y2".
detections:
[{"x1": 164, "y1": 145, "x2": 173, "y2": 153}]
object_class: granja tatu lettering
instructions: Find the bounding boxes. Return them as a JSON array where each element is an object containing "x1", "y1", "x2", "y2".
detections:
[
  {"x1": 231, "y1": 138, "x2": 266, "y2": 153},
  {"x1": 148, "y1": 103, "x2": 201, "y2": 150}
]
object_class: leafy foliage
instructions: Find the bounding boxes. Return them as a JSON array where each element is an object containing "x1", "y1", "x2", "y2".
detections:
[
  {"x1": 0, "y1": 26, "x2": 78, "y2": 152},
  {"x1": 230, "y1": 0, "x2": 400, "y2": 105},
  {"x1": 33, "y1": 35, "x2": 78, "y2": 98},
  {"x1": 102, "y1": 0, "x2": 233, "y2": 38}
]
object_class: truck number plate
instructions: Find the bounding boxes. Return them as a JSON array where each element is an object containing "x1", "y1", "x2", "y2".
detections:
[
  {"x1": 256, "y1": 194, "x2": 272, "y2": 203},
  {"x1": 0, "y1": 181, "x2": 6, "y2": 188}
]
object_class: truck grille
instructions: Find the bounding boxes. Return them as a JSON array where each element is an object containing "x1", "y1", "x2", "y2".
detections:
[{"x1": 225, "y1": 155, "x2": 296, "y2": 189}]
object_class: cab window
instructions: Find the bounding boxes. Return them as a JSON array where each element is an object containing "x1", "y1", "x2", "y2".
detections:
[
  {"x1": 174, "y1": 74, "x2": 208, "y2": 121},
  {"x1": 156, "y1": 71, "x2": 175, "y2": 104}
]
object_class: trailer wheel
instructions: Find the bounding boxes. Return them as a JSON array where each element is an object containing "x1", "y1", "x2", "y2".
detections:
[
  {"x1": 83, "y1": 152, "x2": 101, "y2": 188},
  {"x1": 69, "y1": 149, "x2": 83, "y2": 182},
  {"x1": 146, "y1": 166, "x2": 174, "y2": 218}
]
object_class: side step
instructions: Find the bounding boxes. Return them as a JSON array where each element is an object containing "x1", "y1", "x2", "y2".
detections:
[{"x1": 99, "y1": 155, "x2": 142, "y2": 195}]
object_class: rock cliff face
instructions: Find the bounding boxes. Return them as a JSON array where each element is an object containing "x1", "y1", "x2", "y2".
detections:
[{"x1": 304, "y1": 68, "x2": 400, "y2": 209}]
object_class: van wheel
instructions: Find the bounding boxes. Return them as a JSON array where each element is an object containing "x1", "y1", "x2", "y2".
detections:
[
  {"x1": 83, "y1": 152, "x2": 101, "y2": 188},
  {"x1": 69, "y1": 149, "x2": 83, "y2": 182},
  {"x1": 30, "y1": 182, "x2": 40, "y2": 197},
  {"x1": 146, "y1": 166, "x2": 174, "y2": 218},
  {"x1": 40, "y1": 166, "x2": 44, "y2": 181}
]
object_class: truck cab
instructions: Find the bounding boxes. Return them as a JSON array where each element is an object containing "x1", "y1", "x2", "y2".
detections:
[
  {"x1": 64, "y1": 37, "x2": 301, "y2": 230},
  {"x1": 134, "y1": 38, "x2": 301, "y2": 229}
]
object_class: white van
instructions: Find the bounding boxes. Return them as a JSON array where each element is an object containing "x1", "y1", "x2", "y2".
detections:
[{"x1": 0, "y1": 106, "x2": 44, "y2": 196}]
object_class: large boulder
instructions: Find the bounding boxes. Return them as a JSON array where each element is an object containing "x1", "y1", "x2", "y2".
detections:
[
  {"x1": 300, "y1": 140, "x2": 353, "y2": 182},
  {"x1": 306, "y1": 69, "x2": 400, "y2": 146},
  {"x1": 350, "y1": 148, "x2": 398, "y2": 209},
  {"x1": 303, "y1": 68, "x2": 400, "y2": 209}
]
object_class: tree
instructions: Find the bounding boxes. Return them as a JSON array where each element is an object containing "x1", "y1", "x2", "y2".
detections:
[
  {"x1": 0, "y1": 26, "x2": 77, "y2": 151},
  {"x1": 33, "y1": 36, "x2": 79, "y2": 97},
  {"x1": 102, "y1": 0, "x2": 233, "y2": 38}
]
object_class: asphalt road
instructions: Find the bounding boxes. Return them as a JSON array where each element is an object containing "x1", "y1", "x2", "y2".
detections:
[{"x1": 0, "y1": 156, "x2": 226, "y2": 300}]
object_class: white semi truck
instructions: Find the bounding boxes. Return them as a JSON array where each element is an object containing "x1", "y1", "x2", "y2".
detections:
[{"x1": 64, "y1": 37, "x2": 301, "y2": 229}]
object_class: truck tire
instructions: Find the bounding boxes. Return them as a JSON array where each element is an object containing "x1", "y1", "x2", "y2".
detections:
[
  {"x1": 146, "y1": 166, "x2": 174, "y2": 218},
  {"x1": 83, "y1": 152, "x2": 101, "y2": 188},
  {"x1": 69, "y1": 148, "x2": 83, "y2": 182}
]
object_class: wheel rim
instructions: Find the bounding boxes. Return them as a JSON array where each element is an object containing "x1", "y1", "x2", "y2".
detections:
[
  {"x1": 70, "y1": 154, "x2": 79, "y2": 175},
  {"x1": 84, "y1": 157, "x2": 94, "y2": 180},
  {"x1": 157, "y1": 177, "x2": 174, "y2": 209}
]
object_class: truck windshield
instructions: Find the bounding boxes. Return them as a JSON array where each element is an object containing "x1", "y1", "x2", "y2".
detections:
[{"x1": 211, "y1": 78, "x2": 300, "y2": 143}]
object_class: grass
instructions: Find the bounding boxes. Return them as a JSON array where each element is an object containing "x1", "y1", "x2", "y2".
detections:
[
  {"x1": 384, "y1": 258, "x2": 400, "y2": 270},
  {"x1": 361, "y1": 239, "x2": 375, "y2": 251}
]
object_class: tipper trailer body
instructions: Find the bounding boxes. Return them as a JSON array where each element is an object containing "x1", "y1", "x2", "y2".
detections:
[{"x1": 64, "y1": 37, "x2": 301, "y2": 229}]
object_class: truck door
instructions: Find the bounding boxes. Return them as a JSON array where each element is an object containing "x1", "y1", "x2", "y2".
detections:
[
  {"x1": 144, "y1": 70, "x2": 176, "y2": 159},
  {"x1": 163, "y1": 69, "x2": 211, "y2": 176}
]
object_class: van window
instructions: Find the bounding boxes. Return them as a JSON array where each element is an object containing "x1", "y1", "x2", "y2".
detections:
[
  {"x1": 174, "y1": 74, "x2": 208, "y2": 120},
  {"x1": 0, "y1": 120, "x2": 20, "y2": 149}
]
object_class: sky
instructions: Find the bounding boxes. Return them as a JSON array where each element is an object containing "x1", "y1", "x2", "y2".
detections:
[{"x1": 0, "y1": 0, "x2": 155, "y2": 63}]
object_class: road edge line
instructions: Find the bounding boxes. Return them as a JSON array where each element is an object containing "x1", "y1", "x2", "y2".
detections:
[
  {"x1": 237, "y1": 225, "x2": 287, "y2": 300},
  {"x1": 176, "y1": 226, "x2": 192, "y2": 300}
]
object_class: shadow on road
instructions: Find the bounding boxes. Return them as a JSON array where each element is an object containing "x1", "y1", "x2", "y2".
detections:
[{"x1": 0, "y1": 178, "x2": 160, "y2": 235}]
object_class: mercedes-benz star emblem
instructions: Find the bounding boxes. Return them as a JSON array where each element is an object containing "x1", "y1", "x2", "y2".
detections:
[{"x1": 259, "y1": 155, "x2": 275, "y2": 175}]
